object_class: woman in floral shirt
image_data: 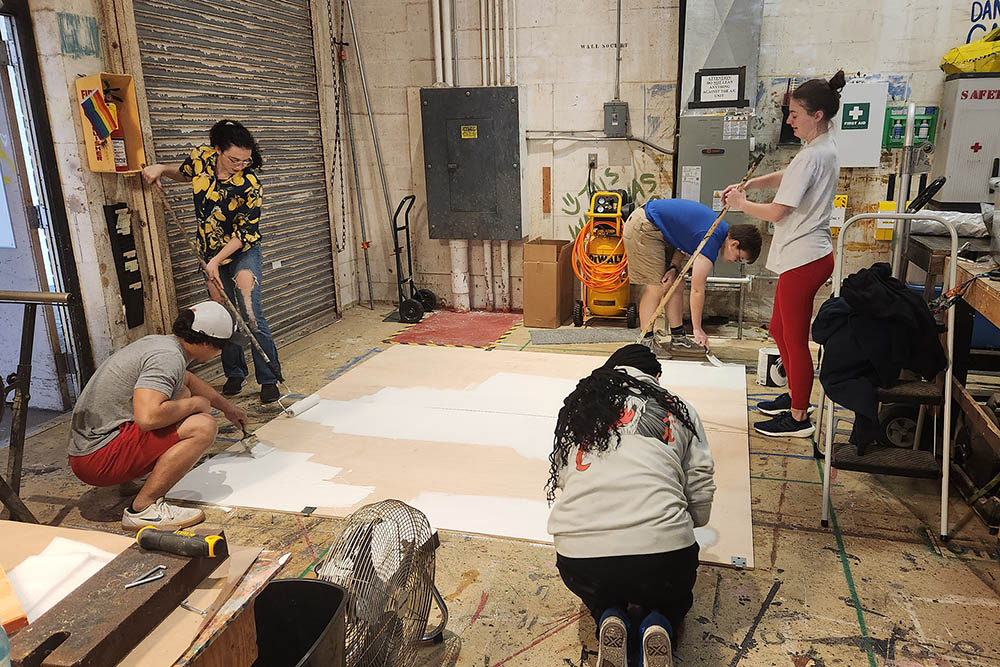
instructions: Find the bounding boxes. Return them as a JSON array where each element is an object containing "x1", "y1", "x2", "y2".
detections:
[{"x1": 143, "y1": 120, "x2": 282, "y2": 404}]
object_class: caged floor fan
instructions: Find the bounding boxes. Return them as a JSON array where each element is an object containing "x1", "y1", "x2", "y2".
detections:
[{"x1": 317, "y1": 499, "x2": 448, "y2": 667}]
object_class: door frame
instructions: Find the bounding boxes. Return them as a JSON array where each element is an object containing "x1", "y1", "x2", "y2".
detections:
[{"x1": 0, "y1": 0, "x2": 96, "y2": 383}]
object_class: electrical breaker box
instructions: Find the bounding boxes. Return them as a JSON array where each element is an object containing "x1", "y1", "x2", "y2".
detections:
[
  {"x1": 930, "y1": 73, "x2": 1000, "y2": 206},
  {"x1": 603, "y1": 101, "x2": 629, "y2": 138},
  {"x1": 420, "y1": 86, "x2": 522, "y2": 240},
  {"x1": 676, "y1": 113, "x2": 751, "y2": 277}
]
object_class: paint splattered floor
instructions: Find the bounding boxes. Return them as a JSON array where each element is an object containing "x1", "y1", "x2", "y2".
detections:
[{"x1": 9, "y1": 305, "x2": 1000, "y2": 666}]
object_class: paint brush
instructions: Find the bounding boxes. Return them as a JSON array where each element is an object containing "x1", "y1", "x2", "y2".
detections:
[{"x1": 239, "y1": 429, "x2": 258, "y2": 457}]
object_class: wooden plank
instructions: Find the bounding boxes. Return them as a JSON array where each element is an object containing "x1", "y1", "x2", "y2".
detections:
[
  {"x1": 952, "y1": 258, "x2": 1000, "y2": 327},
  {"x1": 99, "y1": 0, "x2": 177, "y2": 332},
  {"x1": 0, "y1": 563, "x2": 27, "y2": 635},
  {"x1": 171, "y1": 346, "x2": 755, "y2": 568},
  {"x1": 191, "y1": 602, "x2": 258, "y2": 667},
  {"x1": 542, "y1": 166, "x2": 551, "y2": 213},
  {"x1": 952, "y1": 377, "x2": 1000, "y2": 460},
  {"x1": 10, "y1": 541, "x2": 227, "y2": 667}
]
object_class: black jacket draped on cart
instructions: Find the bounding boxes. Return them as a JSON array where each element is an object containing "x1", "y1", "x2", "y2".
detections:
[{"x1": 811, "y1": 263, "x2": 947, "y2": 450}]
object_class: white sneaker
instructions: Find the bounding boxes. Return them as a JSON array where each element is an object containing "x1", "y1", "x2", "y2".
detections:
[
  {"x1": 642, "y1": 624, "x2": 674, "y2": 667},
  {"x1": 122, "y1": 497, "x2": 205, "y2": 532},
  {"x1": 597, "y1": 614, "x2": 628, "y2": 667}
]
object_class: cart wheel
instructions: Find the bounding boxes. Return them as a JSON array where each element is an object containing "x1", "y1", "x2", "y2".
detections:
[
  {"x1": 626, "y1": 303, "x2": 638, "y2": 329},
  {"x1": 415, "y1": 288, "x2": 437, "y2": 312},
  {"x1": 572, "y1": 300, "x2": 584, "y2": 327},
  {"x1": 878, "y1": 404, "x2": 932, "y2": 449},
  {"x1": 400, "y1": 298, "x2": 424, "y2": 324}
]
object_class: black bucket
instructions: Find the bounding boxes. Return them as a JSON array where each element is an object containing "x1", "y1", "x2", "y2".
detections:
[{"x1": 253, "y1": 578, "x2": 347, "y2": 667}]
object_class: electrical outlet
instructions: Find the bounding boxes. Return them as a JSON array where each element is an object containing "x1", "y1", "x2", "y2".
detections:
[{"x1": 588, "y1": 153, "x2": 598, "y2": 168}]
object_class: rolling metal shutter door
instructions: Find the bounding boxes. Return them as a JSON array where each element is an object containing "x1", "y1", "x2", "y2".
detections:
[{"x1": 133, "y1": 0, "x2": 337, "y2": 338}]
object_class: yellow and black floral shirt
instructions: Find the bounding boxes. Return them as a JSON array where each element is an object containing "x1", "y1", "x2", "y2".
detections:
[{"x1": 179, "y1": 146, "x2": 262, "y2": 262}]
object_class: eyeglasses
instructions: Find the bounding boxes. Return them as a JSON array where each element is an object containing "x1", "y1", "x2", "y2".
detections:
[{"x1": 223, "y1": 153, "x2": 252, "y2": 168}]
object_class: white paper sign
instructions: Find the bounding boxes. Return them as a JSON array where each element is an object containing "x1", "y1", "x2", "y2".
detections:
[
  {"x1": 681, "y1": 165, "x2": 702, "y2": 202},
  {"x1": 700, "y1": 74, "x2": 740, "y2": 102}
]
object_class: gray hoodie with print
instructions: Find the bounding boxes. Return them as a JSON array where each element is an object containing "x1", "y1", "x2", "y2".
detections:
[{"x1": 546, "y1": 366, "x2": 716, "y2": 558}]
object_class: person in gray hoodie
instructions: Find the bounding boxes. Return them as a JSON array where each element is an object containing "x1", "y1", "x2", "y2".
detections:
[{"x1": 546, "y1": 343, "x2": 716, "y2": 667}]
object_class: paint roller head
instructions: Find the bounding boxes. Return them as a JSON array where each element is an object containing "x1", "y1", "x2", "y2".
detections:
[{"x1": 286, "y1": 393, "x2": 321, "y2": 418}]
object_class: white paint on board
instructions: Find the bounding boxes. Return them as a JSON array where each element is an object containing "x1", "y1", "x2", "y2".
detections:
[
  {"x1": 406, "y1": 491, "x2": 553, "y2": 543},
  {"x1": 298, "y1": 373, "x2": 576, "y2": 460},
  {"x1": 169, "y1": 443, "x2": 375, "y2": 512},
  {"x1": 694, "y1": 525, "x2": 719, "y2": 548},
  {"x1": 297, "y1": 367, "x2": 741, "y2": 458}
]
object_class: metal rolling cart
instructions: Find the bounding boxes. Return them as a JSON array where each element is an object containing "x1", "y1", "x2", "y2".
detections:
[{"x1": 384, "y1": 195, "x2": 438, "y2": 324}]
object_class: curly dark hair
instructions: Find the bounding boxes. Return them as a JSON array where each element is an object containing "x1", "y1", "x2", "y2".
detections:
[
  {"x1": 545, "y1": 344, "x2": 698, "y2": 504},
  {"x1": 172, "y1": 308, "x2": 231, "y2": 350}
]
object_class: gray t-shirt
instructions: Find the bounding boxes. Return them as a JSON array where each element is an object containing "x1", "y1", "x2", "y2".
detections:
[
  {"x1": 767, "y1": 131, "x2": 839, "y2": 274},
  {"x1": 69, "y1": 335, "x2": 188, "y2": 457}
]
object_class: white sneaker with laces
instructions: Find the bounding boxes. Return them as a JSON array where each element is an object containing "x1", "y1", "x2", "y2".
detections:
[
  {"x1": 122, "y1": 497, "x2": 205, "y2": 532},
  {"x1": 642, "y1": 624, "x2": 674, "y2": 667}
]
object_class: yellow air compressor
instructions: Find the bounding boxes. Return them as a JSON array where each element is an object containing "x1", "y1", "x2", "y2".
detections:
[{"x1": 571, "y1": 190, "x2": 637, "y2": 328}]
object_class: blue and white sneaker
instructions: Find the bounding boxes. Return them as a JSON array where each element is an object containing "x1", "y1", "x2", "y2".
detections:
[
  {"x1": 757, "y1": 393, "x2": 814, "y2": 416},
  {"x1": 754, "y1": 412, "x2": 815, "y2": 438},
  {"x1": 597, "y1": 609, "x2": 629, "y2": 667}
]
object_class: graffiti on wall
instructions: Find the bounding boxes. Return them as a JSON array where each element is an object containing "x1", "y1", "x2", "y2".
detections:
[
  {"x1": 560, "y1": 167, "x2": 661, "y2": 237},
  {"x1": 57, "y1": 13, "x2": 100, "y2": 58}
]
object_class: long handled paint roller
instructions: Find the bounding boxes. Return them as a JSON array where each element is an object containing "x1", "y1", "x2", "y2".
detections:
[
  {"x1": 153, "y1": 186, "x2": 322, "y2": 418},
  {"x1": 636, "y1": 153, "x2": 765, "y2": 366}
]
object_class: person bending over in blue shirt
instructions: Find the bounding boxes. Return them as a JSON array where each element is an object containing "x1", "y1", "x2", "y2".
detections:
[{"x1": 623, "y1": 198, "x2": 761, "y2": 357}]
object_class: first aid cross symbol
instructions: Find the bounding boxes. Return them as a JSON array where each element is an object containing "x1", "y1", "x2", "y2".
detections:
[{"x1": 848, "y1": 106, "x2": 864, "y2": 121}]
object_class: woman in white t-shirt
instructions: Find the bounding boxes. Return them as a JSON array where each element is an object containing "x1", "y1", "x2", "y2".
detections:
[{"x1": 722, "y1": 70, "x2": 845, "y2": 439}]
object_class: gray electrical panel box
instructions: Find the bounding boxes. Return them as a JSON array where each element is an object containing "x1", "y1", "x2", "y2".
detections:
[
  {"x1": 420, "y1": 86, "x2": 521, "y2": 240},
  {"x1": 604, "y1": 101, "x2": 629, "y2": 137},
  {"x1": 676, "y1": 113, "x2": 752, "y2": 277}
]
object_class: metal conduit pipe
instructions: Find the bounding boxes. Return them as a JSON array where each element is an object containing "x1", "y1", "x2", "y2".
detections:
[
  {"x1": 430, "y1": 0, "x2": 443, "y2": 83},
  {"x1": 480, "y1": 0, "x2": 488, "y2": 85},
  {"x1": 441, "y1": 0, "x2": 453, "y2": 85},
  {"x1": 502, "y1": 0, "x2": 511, "y2": 85}
]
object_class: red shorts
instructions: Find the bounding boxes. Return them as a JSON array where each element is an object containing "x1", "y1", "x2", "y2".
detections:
[{"x1": 70, "y1": 421, "x2": 180, "y2": 487}]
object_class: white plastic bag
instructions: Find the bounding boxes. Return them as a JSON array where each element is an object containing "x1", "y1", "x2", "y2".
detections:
[{"x1": 909, "y1": 210, "x2": 988, "y2": 237}]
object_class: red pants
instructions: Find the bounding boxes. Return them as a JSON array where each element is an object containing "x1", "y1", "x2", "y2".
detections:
[
  {"x1": 771, "y1": 253, "x2": 834, "y2": 412},
  {"x1": 70, "y1": 421, "x2": 180, "y2": 487}
]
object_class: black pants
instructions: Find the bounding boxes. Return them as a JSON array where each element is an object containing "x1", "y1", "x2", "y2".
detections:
[{"x1": 556, "y1": 542, "x2": 699, "y2": 635}]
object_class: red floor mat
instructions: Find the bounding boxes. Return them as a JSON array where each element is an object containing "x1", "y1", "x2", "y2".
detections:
[{"x1": 386, "y1": 311, "x2": 522, "y2": 349}]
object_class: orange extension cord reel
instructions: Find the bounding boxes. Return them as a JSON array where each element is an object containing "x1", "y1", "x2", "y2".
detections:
[{"x1": 571, "y1": 191, "x2": 638, "y2": 328}]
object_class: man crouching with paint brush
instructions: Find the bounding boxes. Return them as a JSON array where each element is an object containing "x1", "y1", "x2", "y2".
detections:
[
  {"x1": 68, "y1": 302, "x2": 247, "y2": 531},
  {"x1": 547, "y1": 343, "x2": 715, "y2": 667}
]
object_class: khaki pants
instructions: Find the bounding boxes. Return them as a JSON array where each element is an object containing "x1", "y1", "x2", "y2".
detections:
[{"x1": 623, "y1": 207, "x2": 683, "y2": 285}]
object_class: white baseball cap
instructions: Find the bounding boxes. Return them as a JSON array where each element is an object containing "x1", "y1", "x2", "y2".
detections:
[{"x1": 189, "y1": 301, "x2": 235, "y2": 339}]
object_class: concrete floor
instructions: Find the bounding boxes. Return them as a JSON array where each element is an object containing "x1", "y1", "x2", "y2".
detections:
[{"x1": 7, "y1": 305, "x2": 1000, "y2": 666}]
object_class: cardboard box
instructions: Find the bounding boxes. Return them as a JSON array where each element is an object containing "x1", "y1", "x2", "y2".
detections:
[
  {"x1": 522, "y1": 239, "x2": 575, "y2": 328},
  {"x1": 75, "y1": 73, "x2": 147, "y2": 174}
]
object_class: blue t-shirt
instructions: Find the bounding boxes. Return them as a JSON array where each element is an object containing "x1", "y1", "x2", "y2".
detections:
[{"x1": 644, "y1": 199, "x2": 729, "y2": 262}]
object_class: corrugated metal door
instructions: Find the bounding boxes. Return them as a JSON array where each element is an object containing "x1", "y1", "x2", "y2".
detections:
[{"x1": 133, "y1": 0, "x2": 337, "y2": 339}]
